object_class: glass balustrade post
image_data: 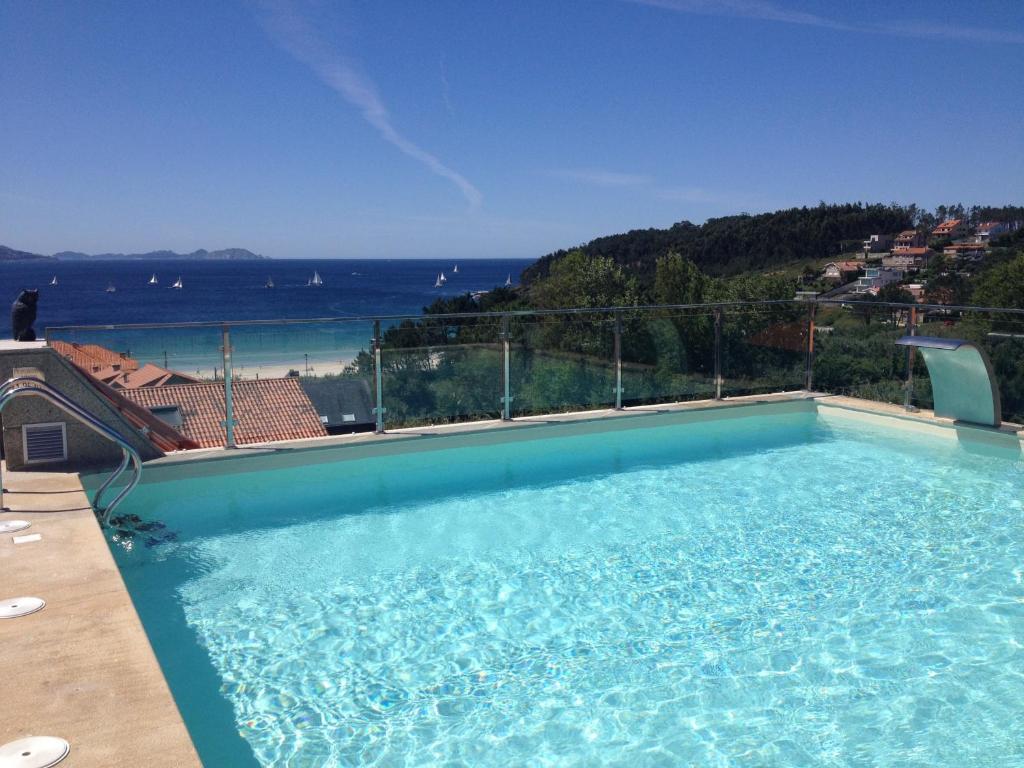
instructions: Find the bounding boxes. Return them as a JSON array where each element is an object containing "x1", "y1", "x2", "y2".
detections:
[
  {"x1": 714, "y1": 308, "x2": 723, "y2": 400},
  {"x1": 613, "y1": 311, "x2": 623, "y2": 410},
  {"x1": 372, "y1": 319, "x2": 385, "y2": 433},
  {"x1": 500, "y1": 315, "x2": 512, "y2": 421},
  {"x1": 904, "y1": 305, "x2": 917, "y2": 410},
  {"x1": 804, "y1": 302, "x2": 817, "y2": 392},
  {"x1": 221, "y1": 324, "x2": 237, "y2": 448}
]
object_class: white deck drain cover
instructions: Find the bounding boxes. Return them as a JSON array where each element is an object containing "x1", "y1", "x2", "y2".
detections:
[
  {"x1": 0, "y1": 520, "x2": 31, "y2": 534},
  {"x1": 0, "y1": 736, "x2": 69, "y2": 767},
  {"x1": 0, "y1": 597, "x2": 46, "y2": 619}
]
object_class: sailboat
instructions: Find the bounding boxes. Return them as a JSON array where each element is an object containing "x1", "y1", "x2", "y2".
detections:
[
  {"x1": 265, "y1": 277, "x2": 275, "y2": 288},
  {"x1": 50, "y1": 276, "x2": 58, "y2": 286},
  {"x1": 453, "y1": 264, "x2": 459, "y2": 274},
  {"x1": 504, "y1": 274, "x2": 513, "y2": 287},
  {"x1": 310, "y1": 270, "x2": 323, "y2": 287},
  {"x1": 172, "y1": 276, "x2": 183, "y2": 290},
  {"x1": 149, "y1": 274, "x2": 158, "y2": 285},
  {"x1": 105, "y1": 282, "x2": 116, "y2": 293},
  {"x1": 439, "y1": 271, "x2": 447, "y2": 284},
  {"x1": 434, "y1": 274, "x2": 443, "y2": 288}
]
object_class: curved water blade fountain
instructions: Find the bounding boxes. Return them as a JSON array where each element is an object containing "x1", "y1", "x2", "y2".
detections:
[{"x1": 895, "y1": 336, "x2": 1001, "y2": 427}]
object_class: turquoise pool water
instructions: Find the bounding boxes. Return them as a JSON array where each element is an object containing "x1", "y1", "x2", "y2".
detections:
[{"x1": 109, "y1": 408, "x2": 1024, "y2": 767}]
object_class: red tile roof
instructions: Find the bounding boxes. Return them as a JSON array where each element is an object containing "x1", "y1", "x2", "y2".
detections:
[
  {"x1": 122, "y1": 378, "x2": 328, "y2": 448},
  {"x1": 944, "y1": 242, "x2": 987, "y2": 251},
  {"x1": 932, "y1": 219, "x2": 963, "y2": 235},
  {"x1": 50, "y1": 340, "x2": 140, "y2": 374},
  {"x1": 82, "y1": 377, "x2": 200, "y2": 452},
  {"x1": 108, "y1": 362, "x2": 202, "y2": 389}
]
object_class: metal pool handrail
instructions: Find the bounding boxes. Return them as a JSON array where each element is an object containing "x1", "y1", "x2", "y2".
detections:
[
  {"x1": 0, "y1": 376, "x2": 142, "y2": 525},
  {"x1": 40, "y1": 298, "x2": 1024, "y2": 334}
]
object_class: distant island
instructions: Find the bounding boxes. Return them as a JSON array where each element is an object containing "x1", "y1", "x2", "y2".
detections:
[
  {"x1": 55, "y1": 247, "x2": 267, "y2": 261},
  {"x1": 0, "y1": 245, "x2": 267, "y2": 261},
  {"x1": 0, "y1": 245, "x2": 53, "y2": 261}
]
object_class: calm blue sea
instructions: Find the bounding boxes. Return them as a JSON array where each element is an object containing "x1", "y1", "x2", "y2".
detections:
[
  {"x1": 2, "y1": 258, "x2": 532, "y2": 371},
  {"x1": 1, "y1": 258, "x2": 532, "y2": 331}
]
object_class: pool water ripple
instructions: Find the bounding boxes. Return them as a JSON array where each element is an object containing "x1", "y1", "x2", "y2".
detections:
[{"x1": 116, "y1": 417, "x2": 1024, "y2": 766}]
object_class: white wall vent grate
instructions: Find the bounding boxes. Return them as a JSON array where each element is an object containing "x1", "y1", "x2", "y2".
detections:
[{"x1": 22, "y1": 422, "x2": 68, "y2": 464}]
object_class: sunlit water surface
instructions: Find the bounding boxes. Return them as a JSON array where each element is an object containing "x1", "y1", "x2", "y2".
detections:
[{"x1": 111, "y1": 412, "x2": 1024, "y2": 767}]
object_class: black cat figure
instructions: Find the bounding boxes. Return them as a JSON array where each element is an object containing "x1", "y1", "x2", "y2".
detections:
[{"x1": 11, "y1": 289, "x2": 39, "y2": 342}]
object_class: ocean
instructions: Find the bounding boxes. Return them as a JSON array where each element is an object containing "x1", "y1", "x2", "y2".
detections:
[{"x1": 1, "y1": 258, "x2": 532, "y2": 375}]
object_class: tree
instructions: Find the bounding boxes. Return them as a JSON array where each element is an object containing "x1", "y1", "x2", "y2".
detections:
[
  {"x1": 530, "y1": 250, "x2": 639, "y2": 309},
  {"x1": 654, "y1": 252, "x2": 705, "y2": 305},
  {"x1": 972, "y1": 253, "x2": 1024, "y2": 309}
]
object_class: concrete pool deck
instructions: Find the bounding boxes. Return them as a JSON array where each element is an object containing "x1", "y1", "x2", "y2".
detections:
[
  {"x1": 0, "y1": 465, "x2": 201, "y2": 768},
  {"x1": 2, "y1": 391, "x2": 1021, "y2": 767}
]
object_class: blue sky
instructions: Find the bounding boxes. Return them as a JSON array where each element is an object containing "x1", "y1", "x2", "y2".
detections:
[{"x1": 2, "y1": 0, "x2": 1022, "y2": 259}]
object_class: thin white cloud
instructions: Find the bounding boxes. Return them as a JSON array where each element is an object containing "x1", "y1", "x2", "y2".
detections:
[
  {"x1": 257, "y1": 1, "x2": 482, "y2": 209},
  {"x1": 656, "y1": 186, "x2": 728, "y2": 204},
  {"x1": 627, "y1": 0, "x2": 1024, "y2": 45},
  {"x1": 439, "y1": 54, "x2": 456, "y2": 118},
  {"x1": 627, "y1": 0, "x2": 848, "y2": 30},
  {"x1": 548, "y1": 168, "x2": 654, "y2": 187},
  {"x1": 548, "y1": 168, "x2": 755, "y2": 209}
]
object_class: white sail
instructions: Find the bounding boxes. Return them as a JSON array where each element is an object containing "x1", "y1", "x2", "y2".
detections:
[
  {"x1": 504, "y1": 274, "x2": 512, "y2": 287},
  {"x1": 453, "y1": 264, "x2": 459, "y2": 273},
  {"x1": 172, "y1": 276, "x2": 183, "y2": 289},
  {"x1": 50, "y1": 276, "x2": 58, "y2": 286},
  {"x1": 149, "y1": 274, "x2": 158, "y2": 284},
  {"x1": 434, "y1": 274, "x2": 443, "y2": 288},
  {"x1": 439, "y1": 271, "x2": 447, "y2": 283},
  {"x1": 311, "y1": 270, "x2": 323, "y2": 286}
]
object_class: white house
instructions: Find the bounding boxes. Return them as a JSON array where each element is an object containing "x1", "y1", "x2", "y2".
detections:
[
  {"x1": 854, "y1": 267, "x2": 902, "y2": 294},
  {"x1": 975, "y1": 221, "x2": 1011, "y2": 242}
]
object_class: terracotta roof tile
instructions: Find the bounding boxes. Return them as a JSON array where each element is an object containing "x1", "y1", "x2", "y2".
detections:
[
  {"x1": 122, "y1": 377, "x2": 327, "y2": 448},
  {"x1": 932, "y1": 219, "x2": 963, "y2": 234},
  {"x1": 50, "y1": 340, "x2": 140, "y2": 373},
  {"x1": 109, "y1": 362, "x2": 202, "y2": 389}
]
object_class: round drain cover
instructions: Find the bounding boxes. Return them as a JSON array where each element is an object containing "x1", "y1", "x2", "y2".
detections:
[
  {"x1": 0, "y1": 737, "x2": 69, "y2": 768},
  {"x1": 0, "y1": 520, "x2": 31, "y2": 534},
  {"x1": 0, "y1": 597, "x2": 46, "y2": 619}
]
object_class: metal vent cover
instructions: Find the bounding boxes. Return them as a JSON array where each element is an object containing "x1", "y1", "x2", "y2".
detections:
[{"x1": 21, "y1": 423, "x2": 68, "y2": 464}]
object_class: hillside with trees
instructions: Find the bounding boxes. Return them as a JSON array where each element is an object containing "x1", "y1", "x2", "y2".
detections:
[
  {"x1": 522, "y1": 203, "x2": 915, "y2": 284},
  {"x1": 520, "y1": 202, "x2": 1024, "y2": 289}
]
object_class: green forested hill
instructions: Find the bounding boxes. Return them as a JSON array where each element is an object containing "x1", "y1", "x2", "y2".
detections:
[{"x1": 522, "y1": 203, "x2": 915, "y2": 283}]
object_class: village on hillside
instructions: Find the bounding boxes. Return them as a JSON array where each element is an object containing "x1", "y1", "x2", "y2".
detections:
[{"x1": 808, "y1": 218, "x2": 1021, "y2": 303}]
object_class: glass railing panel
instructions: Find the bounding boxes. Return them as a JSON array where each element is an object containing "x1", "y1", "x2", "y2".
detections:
[
  {"x1": 45, "y1": 325, "x2": 227, "y2": 448},
  {"x1": 227, "y1": 320, "x2": 376, "y2": 444},
  {"x1": 721, "y1": 303, "x2": 808, "y2": 396},
  {"x1": 508, "y1": 311, "x2": 616, "y2": 416},
  {"x1": 380, "y1": 315, "x2": 503, "y2": 429},
  {"x1": 619, "y1": 308, "x2": 716, "y2": 405},
  {"x1": 811, "y1": 300, "x2": 911, "y2": 404}
]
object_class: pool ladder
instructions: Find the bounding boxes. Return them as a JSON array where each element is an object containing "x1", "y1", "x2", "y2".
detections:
[{"x1": 0, "y1": 376, "x2": 142, "y2": 525}]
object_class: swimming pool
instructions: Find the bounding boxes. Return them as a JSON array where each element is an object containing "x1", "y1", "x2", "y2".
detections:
[{"x1": 105, "y1": 401, "x2": 1024, "y2": 766}]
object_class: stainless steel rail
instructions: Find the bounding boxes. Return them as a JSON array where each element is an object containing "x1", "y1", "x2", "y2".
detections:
[
  {"x1": 39, "y1": 298, "x2": 1024, "y2": 447},
  {"x1": 0, "y1": 377, "x2": 142, "y2": 525}
]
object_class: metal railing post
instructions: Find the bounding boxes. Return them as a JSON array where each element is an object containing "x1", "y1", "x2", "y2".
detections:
[
  {"x1": 500, "y1": 315, "x2": 512, "y2": 420},
  {"x1": 372, "y1": 320, "x2": 385, "y2": 433},
  {"x1": 904, "y1": 305, "x2": 917, "y2": 410},
  {"x1": 804, "y1": 302, "x2": 817, "y2": 391},
  {"x1": 713, "y1": 309, "x2": 723, "y2": 400},
  {"x1": 221, "y1": 325, "x2": 237, "y2": 448},
  {"x1": 613, "y1": 311, "x2": 623, "y2": 410}
]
